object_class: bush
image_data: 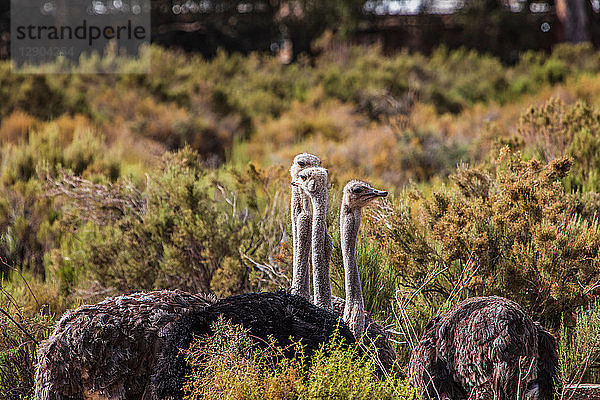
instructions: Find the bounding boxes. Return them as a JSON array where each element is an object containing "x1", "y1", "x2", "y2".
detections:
[
  {"x1": 303, "y1": 332, "x2": 417, "y2": 400},
  {"x1": 518, "y1": 98, "x2": 600, "y2": 192},
  {"x1": 0, "y1": 298, "x2": 53, "y2": 400},
  {"x1": 55, "y1": 148, "x2": 290, "y2": 296},
  {"x1": 0, "y1": 112, "x2": 38, "y2": 144},
  {"x1": 184, "y1": 318, "x2": 418, "y2": 400},
  {"x1": 559, "y1": 300, "x2": 600, "y2": 385},
  {"x1": 380, "y1": 148, "x2": 600, "y2": 327},
  {"x1": 184, "y1": 317, "x2": 304, "y2": 400},
  {"x1": 0, "y1": 180, "x2": 57, "y2": 279}
]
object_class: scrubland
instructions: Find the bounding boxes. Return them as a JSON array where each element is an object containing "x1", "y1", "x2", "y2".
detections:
[{"x1": 2, "y1": 42, "x2": 600, "y2": 398}]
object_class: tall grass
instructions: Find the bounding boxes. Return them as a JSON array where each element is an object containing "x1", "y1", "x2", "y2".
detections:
[
  {"x1": 0, "y1": 295, "x2": 53, "y2": 400},
  {"x1": 559, "y1": 299, "x2": 600, "y2": 386}
]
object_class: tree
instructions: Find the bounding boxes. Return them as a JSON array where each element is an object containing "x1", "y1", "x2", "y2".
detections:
[{"x1": 555, "y1": 0, "x2": 592, "y2": 42}]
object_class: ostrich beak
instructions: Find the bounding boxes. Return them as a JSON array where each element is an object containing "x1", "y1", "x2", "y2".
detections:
[
  {"x1": 370, "y1": 188, "x2": 388, "y2": 198},
  {"x1": 291, "y1": 180, "x2": 300, "y2": 187}
]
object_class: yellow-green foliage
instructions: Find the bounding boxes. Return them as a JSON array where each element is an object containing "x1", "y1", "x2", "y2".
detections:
[
  {"x1": 560, "y1": 300, "x2": 600, "y2": 385},
  {"x1": 184, "y1": 317, "x2": 304, "y2": 400},
  {"x1": 380, "y1": 148, "x2": 600, "y2": 326},
  {"x1": 0, "y1": 298, "x2": 53, "y2": 400},
  {"x1": 518, "y1": 98, "x2": 600, "y2": 192},
  {"x1": 184, "y1": 318, "x2": 419, "y2": 400},
  {"x1": 302, "y1": 335, "x2": 417, "y2": 400},
  {"x1": 57, "y1": 148, "x2": 290, "y2": 296}
]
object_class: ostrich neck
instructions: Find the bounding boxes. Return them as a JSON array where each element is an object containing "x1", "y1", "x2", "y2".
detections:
[
  {"x1": 310, "y1": 191, "x2": 332, "y2": 309},
  {"x1": 301, "y1": 191, "x2": 312, "y2": 214},
  {"x1": 291, "y1": 186, "x2": 312, "y2": 300},
  {"x1": 291, "y1": 186, "x2": 304, "y2": 223},
  {"x1": 341, "y1": 206, "x2": 363, "y2": 310}
]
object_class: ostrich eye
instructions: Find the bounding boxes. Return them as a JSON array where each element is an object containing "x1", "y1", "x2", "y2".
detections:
[
  {"x1": 300, "y1": 175, "x2": 307, "y2": 180},
  {"x1": 297, "y1": 161, "x2": 306, "y2": 167},
  {"x1": 352, "y1": 187, "x2": 363, "y2": 194}
]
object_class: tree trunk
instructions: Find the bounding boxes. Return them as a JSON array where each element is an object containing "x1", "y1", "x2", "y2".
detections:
[{"x1": 555, "y1": 0, "x2": 591, "y2": 42}]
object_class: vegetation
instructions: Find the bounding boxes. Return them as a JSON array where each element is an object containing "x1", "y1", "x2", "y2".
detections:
[
  {"x1": 184, "y1": 317, "x2": 418, "y2": 400},
  {"x1": 2, "y1": 42, "x2": 600, "y2": 396},
  {"x1": 0, "y1": 296, "x2": 52, "y2": 399},
  {"x1": 560, "y1": 299, "x2": 600, "y2": 385}
]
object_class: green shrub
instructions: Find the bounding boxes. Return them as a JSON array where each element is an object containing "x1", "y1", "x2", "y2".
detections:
[
  {"x1": 550, "y1": 42, "x2": 600, "y2": 76},
  {"x1": 0, "y1": 180, "x2": 58, "y2": 279},
  {"x1": 303, "y1": 333, "x2": 417, "y2": 400},
  {"x1": 0, "y1": 298, "x2": 53, "y2": 400},
  {"x1": 57, "y1": 148, "x2": 290, "y2": 295},
  {"x1": 559, "y1": 299, "x2": 600, "y2": 385},
  {"x1": 184, "y1": 318, "x2": 419, "y2": 400},
  {"x1": 380, "y1": 148, "x2": 600, "y2": 327},
  {"x1": 518, "y1": 98, "x2": 600, "y2": 192},
  {"x1": 184, "y1": 317, "x2": 304, "y2": 400}
]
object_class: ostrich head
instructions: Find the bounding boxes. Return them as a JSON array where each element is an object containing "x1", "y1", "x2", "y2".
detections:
[
  {"x1": 292, "y1": 166, "x2": 329, "y2": 196},
  {"x1": 290, "y1": 153, "x2": 321, "y2": 181},
  {"x1": 342, "y1": 180, "x2": 388, "y2": 211}
]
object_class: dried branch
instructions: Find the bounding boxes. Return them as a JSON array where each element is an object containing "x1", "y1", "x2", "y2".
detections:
[
  {"x1": 45, "y1": 171, "x2": 146, "y2": 225},
  {"x1": 241, "y1": 253, "x2": 290, "y2": 288}
]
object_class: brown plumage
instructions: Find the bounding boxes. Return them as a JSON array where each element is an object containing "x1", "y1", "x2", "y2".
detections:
[
  {"x1": 409, "y1": 296, "x2": 558, "y2": 400},
  {"x1": 35, "y1": 290, "x2": 215, "y2": 400},
  {"x1": 35, "y1": 290, "x2": 355, "y2": 400}
]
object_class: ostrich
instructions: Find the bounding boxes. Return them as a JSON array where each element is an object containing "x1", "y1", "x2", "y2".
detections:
[
  {"x1": 289, "y1": 153, "x2": 321, "y2": 301},
  {"x1": 337, "y1": 180, "x2": 388, "y2": 339},
  {"x1": 409, "y1": 296, "x2": 558, "y2": 400},
  {"x1": 291, "y1": 166, "x2": 333, "y2": 310},
  {"x1": 294, "y1": 171, "x2": 396, "y2": 370},
  {"x1": 35, "y1": 290, "x2": 215, "y2": 400},
  {"x1": 35, "y1": 290, "x2": 355, "y2": 400}
]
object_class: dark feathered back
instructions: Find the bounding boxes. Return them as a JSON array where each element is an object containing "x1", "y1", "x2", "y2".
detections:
[
  {"x1": 409, "y1": 296, "x2": 558, "y2": 400},
  {"x1": 533, "y1": 322, "x2": 559, "y2": 399},
  {"x1": 35, "y1": 290, "x2": 215, "y2": 400},
  {"x1": 35, "y1": 291, "x2": 354, "y2": 400},
  {"x1": 190, "y1": 292, "x2": 355, "y2": 356}
]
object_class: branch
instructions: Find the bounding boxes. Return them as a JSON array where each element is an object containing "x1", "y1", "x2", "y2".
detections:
[{"x1": 0, "y1": 306, "x2": 39, "y2": 345}]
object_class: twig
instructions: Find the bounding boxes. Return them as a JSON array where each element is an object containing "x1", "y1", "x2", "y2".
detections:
[
  {"x1": 0, "y1": 286, "x2": 25, "y2": 321},
  {"x1": 0, "y1": 306, "x2": 39, "y2": 345},
  {"x1": 1, "y1": 257, "x2": 39, "y2": 309},
  {"x1": 241, "y1": 253, "x2": 290, "y2": 287}
]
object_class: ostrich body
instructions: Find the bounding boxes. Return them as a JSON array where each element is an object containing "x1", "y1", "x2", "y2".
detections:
[
  {"x1": 35, "y1": 291, "x2": 355, "y2": 400},
  {"x1": 289, "y1": 153, "x2": 321, "y2": 301},
  {"x1": 35, "y1": 290, "x2": 215, "y2": 400},
  {"x1": 292, "y1": 166, "x2": 333, "y2": 310},
  {"x1": 409, "y1": 296, "x2": 558, "y2": 400}
]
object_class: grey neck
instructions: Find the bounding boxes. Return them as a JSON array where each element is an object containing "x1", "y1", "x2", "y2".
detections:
[
  {"x1": 291, "y1": 186, "x2": 312, "y2": 300},
  {"x1": 341, "y1": 205, "x2": 363, "y2": 310},
  {"x1": 310, "y1": 190, "x2": 332, "y2": 310}
]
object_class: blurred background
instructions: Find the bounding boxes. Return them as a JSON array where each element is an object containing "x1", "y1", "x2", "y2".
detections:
[
  {"x1": 0, "y1": 0, "x2": 599, "y2": 63},
  {"x1": 1, "y1": 1, "x2": 600, "y2": 398}
]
